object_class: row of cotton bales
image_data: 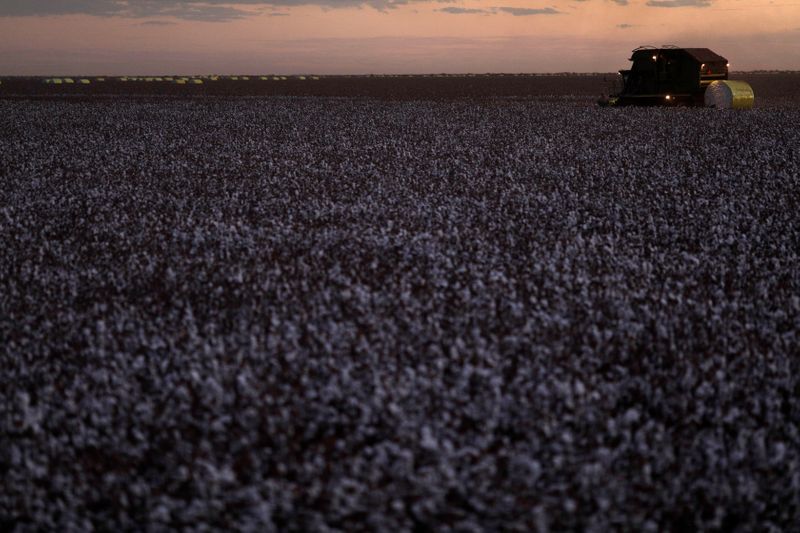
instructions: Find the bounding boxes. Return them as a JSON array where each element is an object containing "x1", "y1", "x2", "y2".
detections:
[
  {"x1": 44, "y1": 78, "x2": 96, "y2": 85},
  {"x1": 111, "y1": 75, "x2": 321, "y2": 84},
  {"x1": 214, "y1": 75, "x2": 321, "y2": 81},
  {"x1": 119, "y1": 76, "x2": 204, "y2": 84},
  {"x1": 38, "y1": 75, "x2": 323, "y2": 86}
]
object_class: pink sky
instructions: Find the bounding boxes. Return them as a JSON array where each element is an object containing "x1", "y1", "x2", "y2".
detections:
[{"x1": 0, "y1": 1, "x2": 798, "y2": 74}]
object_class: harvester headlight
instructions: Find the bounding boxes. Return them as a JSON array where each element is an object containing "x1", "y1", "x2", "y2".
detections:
[
  {"x1": 665, "y1": 94, "x2": 672, "y2": 100},
  {"x1": 726, "y1": 62, "x2": 730, "y2": 68},
  {"x1": 652, "y1": 55, "x2": 657, "y2": 61},
  {"x1": 701, "y1": 63, "x2": 705, "y2": 69}
]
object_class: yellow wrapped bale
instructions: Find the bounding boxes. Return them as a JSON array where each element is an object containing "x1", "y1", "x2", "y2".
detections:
[{"x1": 704, "y1": 80, "x2": 754, "y2": 110}]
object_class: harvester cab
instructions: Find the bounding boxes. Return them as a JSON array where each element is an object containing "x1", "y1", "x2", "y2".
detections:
[{"x1": 599, "y1": 46, "x2": 754, "y2": 108}]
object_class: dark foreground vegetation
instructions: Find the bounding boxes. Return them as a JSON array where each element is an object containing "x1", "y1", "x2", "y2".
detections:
[{"x1": 1, "y1": 86, "x2": 799, "y2": 530}]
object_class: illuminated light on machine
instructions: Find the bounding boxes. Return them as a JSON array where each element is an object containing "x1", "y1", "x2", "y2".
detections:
[
  {"x1": 665, "y1": 94, "x2": 672, "y2": 101},
  {"x1": 726, "y1": 63, "x2": 730, "y2": 68},
  {"x1": 652, "y1": 55, "x2": 658, "y2": 61}
]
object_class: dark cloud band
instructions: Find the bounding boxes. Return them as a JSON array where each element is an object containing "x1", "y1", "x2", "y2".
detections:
[
  {"x1": 0, "y1": 0, "x2": 438, "y2": 20},
  {"x1": 0, "y1": 0, "x2": 715, "y2": 22}
]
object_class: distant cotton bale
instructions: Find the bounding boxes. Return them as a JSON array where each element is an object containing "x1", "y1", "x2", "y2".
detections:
[
  {"x1": 79, "y1": 79, "x2": 91, "y2": 84},
  {"x1": 192, "y1": 79, "x2": 203, "y2": 84},
  {"x1": 175, "y1": 79, "x2": 187, "y2": 84},
  {"x1": 64, "y1": 78, "x2": 75, "y2": 84},
  {"x1": 704, "y1": 80, "x2": 754, "y2": 110},
  {"x1": 273, "y1": 76, "x2": 281, "y2": 81},
  {"x1": 298, "y1": 76, "x2": 306, "y2": 80},
  {"x1": 260, "y1": 76, "x2": 269, "y2": 80},
  {"x1": 241, "y1": 76, "x2": 250, "y2": 81},
  {"x1": 53, "y1": 78, "x2": 63, "y2": 84},
  {"x1": 311, "y1": 76, "x2": 320, "y2": 80}
]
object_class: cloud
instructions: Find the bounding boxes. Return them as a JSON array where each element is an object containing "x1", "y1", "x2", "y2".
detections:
[
  {"x1": 437, "y1": 5, "x2": 561, "y2": 16},
  {"x1": 438, "y1": 6, "x2": 490, "y2": 13},
  {"x1": 616, "y1": 23, "x2": 634, "y2": 28},
  {"x1": 0, "y1": 0, "x2": 455, "y2": 20},
  {"x1": 610, "y1": 0, "x2": 628, "y2": 5},
  {"x1": 646, "y1": 0, "x2": 712, "y2": 6},
  {"x1": 139, "y1": 20, "x2": 177, "y2": 25},
  {"x1": 496, "y1": 6, "x2": 560, "y2": 15},
  {"x1": 0, "y1": 1, "x2": 256, "y2": 21}
]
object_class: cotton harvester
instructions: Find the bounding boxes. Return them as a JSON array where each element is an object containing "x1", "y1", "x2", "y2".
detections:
[{"x1": 598, "y1": 46, "x2": 754, "y2": 109}]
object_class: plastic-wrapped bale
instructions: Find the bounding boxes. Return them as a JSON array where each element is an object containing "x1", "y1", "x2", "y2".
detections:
[{"x1": 704, "y1": 80, "x2": 754, "y2": 109}]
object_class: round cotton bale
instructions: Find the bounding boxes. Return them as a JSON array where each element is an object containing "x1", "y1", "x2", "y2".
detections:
[
  {"x1": 704, "y1": 80, "x2": 754, "y2": 110},
  {"x1": 64, "y1": 78, "x2": 75, "y2": 84},
  {"x1": 80, "y1": 79, "x2": 91, "y2": 84},
  {"x1": 192, "y1": 79, "x2": 203, "y2": 84},
  {"x1": 175, "y1": 79, "x2": 187, "y2": 84}
]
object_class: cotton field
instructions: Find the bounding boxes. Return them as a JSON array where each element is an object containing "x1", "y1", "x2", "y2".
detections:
[{"x1": 1, "y1": 93, "x2": 799, "y2": 531}]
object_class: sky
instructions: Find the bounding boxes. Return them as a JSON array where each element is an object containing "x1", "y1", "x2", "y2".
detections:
[{"x1": 0, "y1": 0, "x2": 798, "y2": 74}]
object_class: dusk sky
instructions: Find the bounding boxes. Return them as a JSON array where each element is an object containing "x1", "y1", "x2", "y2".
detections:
[{"x1": 1, "y1": 0, "x2": 798, "y2": 74}]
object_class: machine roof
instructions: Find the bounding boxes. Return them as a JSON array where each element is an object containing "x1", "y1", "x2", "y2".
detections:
[
  {"x1": 630, "y1": 47, "x2": 728, "y2": 64},
  {"x1": 680, "y1": 48, "x2": 728, "y2": 63}
]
